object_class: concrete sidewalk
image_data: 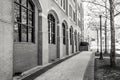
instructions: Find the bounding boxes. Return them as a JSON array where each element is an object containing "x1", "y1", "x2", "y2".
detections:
[{"x1": 34, "y1": 51, "x2": 94, "y2": 80}]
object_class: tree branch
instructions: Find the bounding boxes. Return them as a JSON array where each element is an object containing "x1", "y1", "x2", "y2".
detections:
[
  {"x1": 114, "y1": 12, "x2": 120, "y2": 17},
  {"x1": 83, "y1": 0, "x2": 110, "y2": 10}
]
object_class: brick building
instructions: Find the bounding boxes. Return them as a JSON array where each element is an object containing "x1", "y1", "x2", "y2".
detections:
[{"x1": 0, "y1": 0, "x2": 84, "y2": 80}]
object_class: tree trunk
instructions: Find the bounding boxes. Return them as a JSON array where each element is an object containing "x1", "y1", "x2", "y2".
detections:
[
  {"x1": 99, "y1": 15, "x2": 103, "y2": 60},
  {"x1": 104, "y1": 18, "x2": 108, "y2": 54},
  {"x1": 109, "y1": 0, "x2": 116, "y2": 67},
  {"x1": 104, "y1": 0, "x2": 108, "y2": 54}
]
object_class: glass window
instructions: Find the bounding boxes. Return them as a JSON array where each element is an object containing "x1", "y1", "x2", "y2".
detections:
[
  {"x1": 14, "y1": 0, "x2": 35, "y2": 42},
  {"x1": 65, "y1": 0, "x2": 68, "y2": 15},
  {"x1": 61, "y1": 0, "x2": 63, "y2": 7},
  {"x1": 14, "y1": 3, "x2": 20, "y2": 22},
  {"x1": 75, "y1": 31, "x2": 77, "y2": 45},
  {"x1": 48, "y1": 14, "x2": 56, "y2": 44},
  {"x1": 14, "y1": 23, "x2": 19, "y2": 42},
  {"x1": 62, "y1": 23, "x2": 66, "y2": 45},
  {"x1": 21, "y1": 7, "x2": 27, "y2": 25},
  {"x1": 63, "y1": 0, "x2": 66, "y2": 10},
  {"x1": 73, "y1": 11, "x2": 76, "y2": 22},
  {"x1": 16, "y1": 0, "x2": 20, "y2": 3},
  {"x1": 22, "y1": 0, "x2": 26, "y2": 7},
  {"x1": 69, "y1": 5, "x2": 72, "y2": 18},
  {"x1": 70, "y1": 28, "x2": 72, "y2": 45}
]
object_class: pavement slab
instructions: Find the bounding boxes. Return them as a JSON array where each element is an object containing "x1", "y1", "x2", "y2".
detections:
[{"x1": 34, "y1": 51, "x2": 93, "y2": 80}]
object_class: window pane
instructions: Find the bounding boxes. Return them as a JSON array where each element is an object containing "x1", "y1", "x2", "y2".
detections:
[
  {"x1": 70, "y1": 28, "x2": 72, "y2": 45},
  {"x1": 14, "y1": 3, "x2": 20, "y2": 22},
  {"x1": 63, "y1": 26, "x2": 65, "y2": 37},
  {"x1": 63, "y1": 0, "x2": 66, "y2": 10},
  {"x1": 53, "y1": 22, "x2": 55, "y2": 44},
  {"x1": 62, "y1": 23, "x2": 66, "y2": 44},
  {"x1": 28, "y1": 27, "x2": 32, "y2": 42},
  {"x1": 14, "y1": 23, "x2": 19, "y2": 42},
  {"x1": 61, "y1": 0, "x2": 62, "y2": 6},
  {"x1": 22, "y1": 0, "x2": 26, "y2": 7},
  {"x1": 21, "y1": 25, "x2": 27, "y2": 42},
  {"x1": 14, "y1": 0, "x2": 34, "y2": 43},
  {"x1": 48, "y1": 33, "x2": 50, "y2": 43},
  {"x1": 51, "y1": 33, "x2": 53, "y2": 43},
  {"x1": 48, "y1": 20, "x2": 50, "y2": 43},
  {"x1": 22, "y1": 7, "x2": 27, "y2": 25},
  {"x1": 28, "y1": 11, "x2": 33, "y2": 26},
  {"x1": 48, "y1": 14, "x2": 56, "y2": 44},
  {"x1": 51, "y1": 22, "x2": 55, "y2": 34},
  {"x1": 63, "y1": 37, "x2": 66, "y2": 44},
  {"x1": 48, "y1": 20, "x2": 50, "y2": 32},
  {"x1": 15, "y1": 0, "x2": 20, "y2": 3},
  {"x1": 28, "y1": 2, "x2": 33, "y2": 10},
  {"x1": 52, "y1": 33, "x2": 55, "y2": 44},
  {"x1": 53, "y1": 23, "x2": 55, "y2": 33}
]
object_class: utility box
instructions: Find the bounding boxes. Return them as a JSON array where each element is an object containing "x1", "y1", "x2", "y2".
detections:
[{"x1": 79, "y1": 42, "x2": 89, "y2": 51}]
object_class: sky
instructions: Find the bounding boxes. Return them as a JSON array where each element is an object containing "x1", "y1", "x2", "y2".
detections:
[{"x1": 83, "y1": 0, "x2": 120, "y2": 42}]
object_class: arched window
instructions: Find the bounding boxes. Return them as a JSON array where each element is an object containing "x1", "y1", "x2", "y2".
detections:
[
  {"x1": 75, "y1": 31, "x2": 77, "y2": 45},
  {"x1": 14, "y1": 0, "x2": 35, "y2": 42},
  {"x1": 62, "y1": 23, "x2": 66, "y2": 44},
  {"x1": 70, "y1": 28, "x2": 72, "y2": 45},
  {"x1": 78, "y1": 33, "x2": 79, "y2": 41},
  {"x1": 74, "y1": 31, "x2": 76, "y2": 45},
  {"x1": 48, "y1": 14, "x2": 56, "y2": 44}
]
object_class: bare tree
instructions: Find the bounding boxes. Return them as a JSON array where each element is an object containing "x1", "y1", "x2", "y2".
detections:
[
  {"x1": 83, "y1": 0, "x2": 120, "y2": 66},
  {"x1": 104, "y1": 0, "x2": 108, "y2": 54},
  {"x1": 109, "y1": 0, "x2": 116, "y2": 67}
]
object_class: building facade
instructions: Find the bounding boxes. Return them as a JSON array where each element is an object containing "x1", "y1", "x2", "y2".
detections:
[{"x1": 0, "y1": 0, "x2": 84, "y2": 80}]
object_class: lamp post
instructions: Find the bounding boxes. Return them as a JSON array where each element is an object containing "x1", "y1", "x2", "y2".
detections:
[{"x1": 99, "y1": 15, "x2": 103, "y2": 60}]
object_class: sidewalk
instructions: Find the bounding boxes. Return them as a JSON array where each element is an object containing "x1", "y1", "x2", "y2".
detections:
[{"x1": 32, "y1": 51, "x2": 94, "y2": 80}]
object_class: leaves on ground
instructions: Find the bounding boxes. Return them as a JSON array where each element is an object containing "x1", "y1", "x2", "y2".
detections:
[{"x1": 95, "y1": 58, "x2": 120, "y2": 80}]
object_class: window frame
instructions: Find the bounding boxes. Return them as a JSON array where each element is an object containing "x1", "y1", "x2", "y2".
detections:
[
  {"x1": 14, "y1": 0, "x2": 35, "y2": 43},
  {"x1": 63, "y1": 0, "x2": 66, "y2": 10},
  {"x1": 69, "y1": 5, "x2": 72, "y2": 19},
  {"x1": 70, "y1": 28, "x2": 72, "y2": 45},
  {"x1": 62, "y1": 23, "x2": 66, "y2": 45},
  {"x1": 48, "y1": 14, "x2": 56, "y2": 44}
]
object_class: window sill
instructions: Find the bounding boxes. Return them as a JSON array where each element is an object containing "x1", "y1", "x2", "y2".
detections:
[{"x1": 14, "y1": 42, "x2": 35, "y2": 44}]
